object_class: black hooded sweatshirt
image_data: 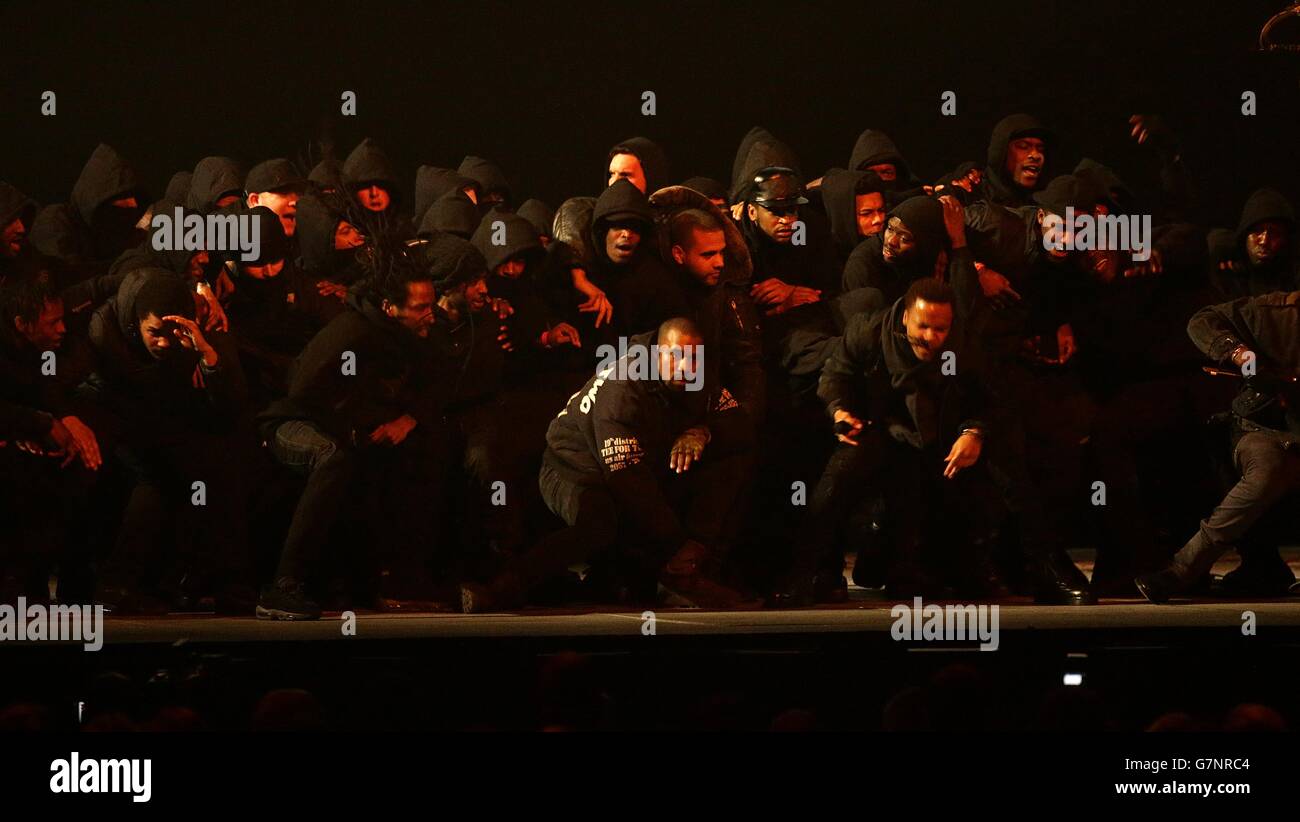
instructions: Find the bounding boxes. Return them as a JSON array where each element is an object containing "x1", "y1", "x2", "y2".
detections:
[
  {"x1": 1209, "y1": 188, "x2": 1297, "y2": 299},
  {"x1": 818, "y1": 168, "x2": 876, "y2": 265},
  {"x1": 187, "y1": 157, "x2": 246, "y2": 215},
  {"x1": 588, "y1": 180, "x2": 683, "y2": 338},
  {"x1": 458, "y1": 156, "x2": 511, "y2": 210},
  {"x1": 516, "y1": 199, "x2": 555, "y2": 241},
  {"x1": 0, "y1": 304, "x2": 92, "y2": 440},
  {"x1": 606, "y1": 137, "x2": 671, "y2": 195},
  {"x1": 413, "y1": 166, "x2": 476, "y2": 227},
  {"x1": 31, "y1": 143, "x2": 149, "y2": 278},
  {"x1": 543, "y1": 328, "x2": 750, "y2": 550},
  {"x1": 258, "y1": 284, "x2": 442, "y2": 445},
  {"x1": 730, "y1": 127, "x2": 839, "y2": 297},
  {"x1": 343, "y1": 138, "x2": 401, "y2": 208},
  {"x1": 470, "y1": 209, "x2": 552, "y2": 376},
  {"x1": 419, "y1": 192, "x2": 479, "y2": 240},
  {"x1": 847, "y1": 129, "x2": 925, "y2": 206},
  {"x1": 969, "y1": 114, "x2": 1054, "y2": 208},
  {"x1": 819, "y1": 256, "x2": 987, "y2": 451},
  {"x1": 82, "y1": 269, "x2": 246, "y2": 440},
  {"x1": 842, "y1": 195, "x2": 952, "y2": 302}
]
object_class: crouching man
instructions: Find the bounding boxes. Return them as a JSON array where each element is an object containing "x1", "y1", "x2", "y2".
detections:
[{"x1": 461, "y1": 317, "x2": 758, "y2": 611}]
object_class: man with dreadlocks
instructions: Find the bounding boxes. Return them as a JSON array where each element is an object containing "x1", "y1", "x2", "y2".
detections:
[{"x1": 256, "y1": 240, "x2": 450, "y2": 619}]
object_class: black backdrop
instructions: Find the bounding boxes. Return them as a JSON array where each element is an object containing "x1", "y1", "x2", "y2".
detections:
[{"x1": 1, "y1": 0, "x2": 1297, "y2": 227}]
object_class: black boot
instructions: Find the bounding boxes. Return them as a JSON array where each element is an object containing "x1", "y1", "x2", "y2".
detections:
[
  {"x1": 1030, "y1": 550, "x2": 1095, "y2": 605},
  {"x1": 1134, "y1": 566, "x2": 1194, "y2": 604}
]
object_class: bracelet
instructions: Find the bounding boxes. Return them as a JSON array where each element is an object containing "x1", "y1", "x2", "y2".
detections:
[{"x1": 959, "y1": 427, "x2": 984, "y2": 440}]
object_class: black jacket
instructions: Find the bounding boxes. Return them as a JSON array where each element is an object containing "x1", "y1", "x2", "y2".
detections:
[
  {"x1": 544, "y1": 330, "x2": 749, "y2": 548},
  {"x1": 818, "y1": 259, "x2": 986, "y2": 452},
  {"x1": 413, "y1": 166, "x2": 476, "y2": 227},
  {"x1": 588, "y1": 180, "x2": 683, "y2": 338},
  {"x1": 1188, "y1": 291, "x2": 1300, "y2": 441},
  {"x1": 842, "y1": 195, "x2": 952, "y2": 302},
  {"x1": 82, "y1": 269, "x2": 245, "y2": 439},
  {"x1": 259, "y1": 285, "x2": 442, "y2": 444}
]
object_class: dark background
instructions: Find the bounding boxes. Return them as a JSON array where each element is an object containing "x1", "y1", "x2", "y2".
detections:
[{"x1": 1, "y1": 0, "x2": 1298, "y2": 226}]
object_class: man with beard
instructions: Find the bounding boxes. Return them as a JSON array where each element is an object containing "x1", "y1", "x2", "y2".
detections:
[
  {"x1": 31, "y1": 143, "x2": 150, "y2": 281},
  {"x1": 606, "y1": 136, "x2": 671, "y2": 196},
  {"x1": 818, "y1": 168, "x2": 887, "y2": 267},
  {"x1": 257, "y1": 252, "x2": 447, "y2": 618},
  {"x1": 653, "y1": 190, "x2": 764, "y2": 422},
  {"x1": 80, "y1": 269, "x2": 250, "y2": 614},
  {"x1": 245, "y1": 159, "x2": 308, "y2": 239},
  {"x1": 294, "y1": 191, "x2": 369, "y2": 323},
  {"x1": 1209, "y1": 188, "x2": 1296, "y2": 299},
  {"x1": 842, "y1": 195, "x2": 951, "y2": 302},
  {"x1": 739, "y1": 166, "x2": 840, "y2": 312},
  {"x1": 776, "y1": 196, "x2": 1006, "y2": 603},
  {"x1": 461, "y1": 317, "x2": 757, "y2": 611},
  {"x1": 1136, "y1": 290, "x2": 1300, "y2": 602},
  {"x1": 0, "y1": 274, "x2": 103, "y2": 602},
  {"x1": 962, "y1": 114, "x2": 1053, "y2": 208},
  {"x1": 846, "y1": 128, "x2": 925, "y2": 208}
]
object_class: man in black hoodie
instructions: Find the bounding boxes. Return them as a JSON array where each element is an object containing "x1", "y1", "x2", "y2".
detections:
[
  {"x1": 293, "y1": 191, "x2": 369, "y2": 323},
  {"x1": 1209, "y1": 188, "x2": 1296, "y2": 299},
  {"x1": 0, "y1": 274, "x2": 103, "y2": 602},
  {"x1": 739, "y1": 167, "x2": 840, "y2": 312},
  {"x1": 842, "y1": 195, "x2": 950, "y2": 302},
  {"x1": 413, "y1": 166, "x2": 479, "y2": 229},
  {"x1": 651, "y1": 187, "x2": 764, "y2": 421},
  {"x1": 966, "y1": 114, "x2": 1053, "y2": 208},
  {"x1": 343, "y1": 137, "x2": 404, "y2": 227},
  {"x1": 777, "y1": 197, "x2": 1004, "y2": 603},
  {"x1": 587, "y1": 180, "x2": 682, "y2": 338},
  {"x1": 187, "y1": 157, "x2": 246, "y2": 215},
  {"x1": 1137, "y1": 291, "x2": 1300, "y2": 602},
  {"x1": 462, "y1": 317, "x2": 757, "y2": 611},
  {"x1": 606, "y1": 136, "x2": 671, "y2": 196},
  {"x1": 256, "y1": 251, "x2": 446, "y2": 618},
  {"x1": 31, "y1": 144, "x2": 150, "y2": 281},
  {"x1": 458, "y1": 156, "x2": 511, "y2": 212},
  {"x1": 818, "y1": 168, "x2": 887, "y2": 267},
  {"x1": 81, "y1": 269, "x2": 250, "y2": 613},
  {"x1": 847, "y1": 129, "x2": 925, "y2": 208}
]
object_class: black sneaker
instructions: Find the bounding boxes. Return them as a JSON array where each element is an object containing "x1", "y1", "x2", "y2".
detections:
[{"x1": 256, "y1": 577, "x2": 321, "y2": 620}]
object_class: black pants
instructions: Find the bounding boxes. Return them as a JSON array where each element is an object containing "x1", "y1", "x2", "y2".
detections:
[
  {"x1": 0, "y1": 445, "x2": 99, "y2": 600},
  {"x1": 522, "y1": 447, "x2": 751, "y2": 593},
  {"x1": 104, "y1": 428, "x2": 251, "y2": 593},
  {"x1": 1171, "y1": 431, "x2": 1300, "y2": 578},
  {"x1": 269, "y1": 419, "x2": 449, "y2": 595},
  {"x1": 795, "y1": 427, "x2": 992, "y2": 581}
]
